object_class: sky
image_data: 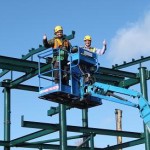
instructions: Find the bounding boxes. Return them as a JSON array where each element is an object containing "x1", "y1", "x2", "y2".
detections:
[{"x1": 0, "y1": 0, "x2": 150, "y2": 150}]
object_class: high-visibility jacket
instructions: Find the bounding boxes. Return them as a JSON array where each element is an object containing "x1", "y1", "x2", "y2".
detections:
[
  {"x1": 82, "y1": 46, "x2": 106, "y2": 55},
  {"x1": 43, "y1": 36, "x2": 70, "y2": 61},
  {"x1": 53, "y1": 37, "x2": 70, "y2": 61},
  {"x1": 82, "y1": 46, "x2": 96, "y2": 53},
  {"x1": 88, "y1": 47, "x2": 96, "y2": 53},
  {"x1": 53, "y1": 38, "x2": 69, "y2": 49}
]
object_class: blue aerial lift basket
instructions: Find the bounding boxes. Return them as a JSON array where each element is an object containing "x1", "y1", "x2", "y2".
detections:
[{"x1": 38, "y1": 47, "x2": 102, "y2": 109}]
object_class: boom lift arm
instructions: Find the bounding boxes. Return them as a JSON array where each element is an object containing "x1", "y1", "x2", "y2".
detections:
[{"x1": 84, "y1": 82, "x2": 150, "y2": 131}]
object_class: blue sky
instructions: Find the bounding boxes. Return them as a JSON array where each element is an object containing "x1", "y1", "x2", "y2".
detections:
[{"x1": 0, "y1": 0, "x2": 150, "y2": 149}]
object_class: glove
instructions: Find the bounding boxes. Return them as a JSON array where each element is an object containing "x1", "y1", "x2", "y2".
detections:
[
  {"x1": 103, "y1": 39, "x2": 107, "y2": 46},
  {"x1": 43, "y1": 34, "x2": 47, "y2": 40}
]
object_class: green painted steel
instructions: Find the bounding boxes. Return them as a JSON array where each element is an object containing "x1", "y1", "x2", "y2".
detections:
[
  {"x1": 90, "y1": 134, "x2": 95, "y2": 150},
  {"x1": 94, "y1": 73, "x2": 124, "y2": 85},
  {"x1": 98, "y1": 67, "x2": 137, "y2": 79},
  {"x1": 139, "y1": 67, "x2": 150, "y2": 150},
  {"x1": 112, "y1": 56, "x2": 150, "y2": 69},
  {"x1": 76, "y1": 135, "x2": 91, "y2": 149},
  {"x1": 0, "y1": 46, "x2": 46, "y2": 77},
  {"x1": 0, "y1": 140, "x2": 9, "y2": 146},
  {"x1": 103, "y1": 138, "x2": 145, "y2": 150},
  {"x1": 119, "y1": 78, "x2": 140, "y2": 88},
  {"x1": 82, "y1": 109, "x2": 89, "y2": 147},
  {"x1": 21, "y1": 119, "x2": 143, "y2": 138},
  {"x1": 119, "y1": 71, "x2": 150, "y2": 88},
  {"x1": 0, "y1": 55, "x2": 40, "y2": 72},
  {"x1": 31, "y1": 134, "x2": 87, "y2": 144},
  {"x1": 0, "y1": 81, "x2": 39, "y2": 92},
  {"x1": 10, "y1": 63, "x2": 51, "y2": 88},
  {"x1": 3, "y1": 79, "x2": 11, "y2": 150},
  {"x1": 47, "y1": 105, "x2": 71, "y2": 116},
  {"x1": 16, "y1": 142, "x2": 103, "y2": 150},
  {"x1": 10, "y1": 129, "x2": 56, "y2": 146},
  {"x1": 59, "y1": 104, "x2": 67, "y2": 150}
]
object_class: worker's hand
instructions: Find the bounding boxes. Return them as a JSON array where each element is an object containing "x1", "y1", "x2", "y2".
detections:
[
  {"x1": 43, "y1": 34, "x2": 47, "y2": 40},
  {"x1": 103, "y1": 39, "x2": 107, "y2": 46}
]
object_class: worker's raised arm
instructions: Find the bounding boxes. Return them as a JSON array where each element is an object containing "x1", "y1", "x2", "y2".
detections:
[
  {"x1": 43, "y1": 34, "x2": 54, "y2": 48},
  {"x1": 96, "y1": 39, "x2": 107, "y2": 55}
]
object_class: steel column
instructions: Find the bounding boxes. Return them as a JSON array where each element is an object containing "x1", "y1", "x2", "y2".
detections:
[
  {"x1": 90, "y1": 134, "x2": 94, "y2": 150},
  {"x1": 139, "y1": 67, "x2": 150, "y2": 150},
  {"x1": 82, "y1": 109, "x2": 89, "y2": 147},
  {"x1": 59, "y1": 104, "x2": 67, "y2": 150},
  {"x1": 3, "y1": 79, "x2": 11, "y2": 150}
]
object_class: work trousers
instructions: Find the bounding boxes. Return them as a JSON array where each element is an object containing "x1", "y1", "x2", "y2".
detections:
[{"x1": 53, "y1": 60, "x2": 69, "y2": 85}]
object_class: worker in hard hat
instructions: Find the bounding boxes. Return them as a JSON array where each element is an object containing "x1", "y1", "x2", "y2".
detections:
[
  {"x1": 83, "y1": 35, "x2": 107, "y2": 55},
  {"x1": 81, "y1": 35, "x2": 107, "y2": 85},
  {"x1": 43, "y1": 25, "x2": 71, "y2": 85}
]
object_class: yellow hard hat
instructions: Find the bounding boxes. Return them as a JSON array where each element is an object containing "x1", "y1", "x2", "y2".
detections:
[
  {"x1": 84, "y1": 35, "x2": 92, "y2": 41},
  {"x1": 54, "y1": 25, "x2": 63, "y2": 33}
]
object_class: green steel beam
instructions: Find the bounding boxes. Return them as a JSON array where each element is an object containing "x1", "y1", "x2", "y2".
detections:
[
  {"x1": 21, "y1": 119, "x2": 143, "y2": 138},
  {"x1": 103, "y1": 138, "x2": 145, "y2": 150},
  {"x1": 94, "y1": 74, "x2": 124, "y2": 85},
  {"x1": 47, "y1": 106, "x2": 72, "y2": 116},
  {"x1": 98, "y1": 67, "x2": 137, "y2": 79},
  {"x1": 0, "y1": 81, "x2": 39, "y2": 92},
  {"x1": 112, "y1": 56, "x2": 150, "y2": 69},
  {"x1": 10, "y1": 63, "x2": 51, "y2": 88},
  {"x1": 0, "y1": 63, "x2": 31, "y2": 73},
  {"x1": 0, "y1": 141, "x2": 9, "y2": 146},
  {"x1": 31, "y1": 134, "x2": 87, "y2": 144},
  {"x1": 0, "y1": 55, "x2": 42, "y2": 74},
  {"x1": 10, "y1": 129, "x2": 57, "y2": 146},
  {"x1": 21, "y1": 46, "x2": 46, "y2": 60},
  {"x1": 119, "y1": 78, "x2": 140, "y2": 88},
  {"x1": 13, "y1": 84, "x2": 39, "y2": 92},
  {"x1": 16, "y1": 142, "x2": 103, "y2": 150},
  {"x1": 0, "y1": 46, "x2": 46, "y2": 77},
  {"x1": 119, "y1": 70, "x2": 150, "y2": 88}
]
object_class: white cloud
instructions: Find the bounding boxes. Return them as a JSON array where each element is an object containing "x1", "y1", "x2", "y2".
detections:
[{"x1": 108, "y1": 11, "x2": 150, "y2": 65}]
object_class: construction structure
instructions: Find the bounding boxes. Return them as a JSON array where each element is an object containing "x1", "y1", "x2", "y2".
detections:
[{"x1": 0, "y1": 31, "x2": 150, "y2": 150}]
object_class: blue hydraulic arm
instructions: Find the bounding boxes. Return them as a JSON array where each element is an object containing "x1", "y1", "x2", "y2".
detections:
[{"x1": 84, "y1": 82, "x2": 150, "y2": 131}]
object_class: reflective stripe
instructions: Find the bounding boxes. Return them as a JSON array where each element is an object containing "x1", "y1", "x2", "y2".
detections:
[
  {"x1": 83, "y1": 46, "x2": 96, "y2": 53},
  {"x1": 89, "y1": 47, "x2": 96, "y2": 53}
]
